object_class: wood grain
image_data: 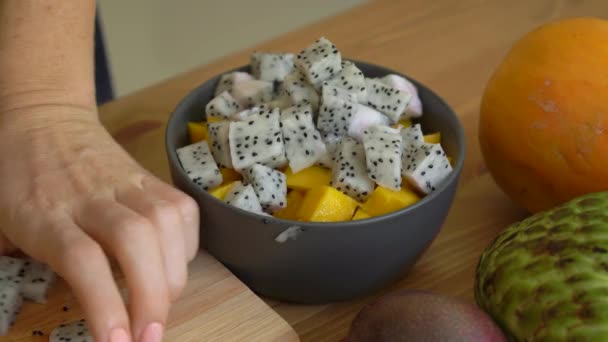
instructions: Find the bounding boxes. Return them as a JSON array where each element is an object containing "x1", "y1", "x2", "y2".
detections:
[{"x1": 10, "y1": 0, "x2": 607, "y2": 340}]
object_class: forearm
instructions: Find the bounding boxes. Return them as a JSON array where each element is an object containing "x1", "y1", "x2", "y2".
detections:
[{"x1": 0, "y1": 1, "x2": 97, "y2": 117}]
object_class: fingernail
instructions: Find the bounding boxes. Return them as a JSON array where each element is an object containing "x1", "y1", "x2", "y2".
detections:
[
  {"x1": 109, "y1": 327, "x2": 130, "y2": 342},
  {"x1": 140, "y1": 323, "x2": 163, "y2": 342}
]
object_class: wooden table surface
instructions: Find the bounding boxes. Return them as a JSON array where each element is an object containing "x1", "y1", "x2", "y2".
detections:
[{"x1": 98, "y1": 0, "x2": 608, "y2": 340}]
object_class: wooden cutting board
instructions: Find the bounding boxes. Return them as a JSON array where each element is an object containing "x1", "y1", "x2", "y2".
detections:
[{"x1": 6, "y1": 250, "x2": 298, "y2": 341}]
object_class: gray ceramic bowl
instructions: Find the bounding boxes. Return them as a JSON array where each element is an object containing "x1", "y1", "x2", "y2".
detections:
[{"x1": 165, "y1": 61, "x2": 465, "y2": 304}]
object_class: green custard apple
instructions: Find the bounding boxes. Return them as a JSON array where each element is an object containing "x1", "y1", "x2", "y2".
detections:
[{"x1": 475, "y1": 191, "x2": 608, "y2": 341}]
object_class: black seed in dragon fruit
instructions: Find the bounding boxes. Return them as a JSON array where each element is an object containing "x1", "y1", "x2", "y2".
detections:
[
  {"x1": 0, "y1": 279, "x2": 22, "y2": 336},
  {"x1": 362, "y1": 125, "x2": 403, "y2": 190},
  {"x1": 379, "y1": 74, "x2": 423, "y2": 118},
  {"x1": 214, "y1": 71, "x2": 254, "y2": 96},
  {"x1": 363, "y1": 78, "x2": 412, "y2": 124},
  {"x1": 229, "y1": 109, "x2": 285, "y2": 171},
  {"x1": 281, "y1": 104, "x2": 328, "y2": 172},
  {"x1": 231, "y1": 79, "x2": 274, "y2": 108},
  {"x1": 400, "y1": 123, "x2": 424, "y2": 143},
  {"x1": 251, "y1": 52, "x2": 295, "y2": 83},
  {"x1": 242, "y1": 164, "x2": 287, "y2": 213},
  {"x1": 280, "y1": 71, "x2": 320, "y2": 112},
  {"x1": 402, "y1": 141, "x2": 452, "y2": 194},
  {"x1": 207, "y1": 121, "x2": 233, "y2": 168},
  {"x1": 347, "y1": 104, "x2": 390, "y2": 141},
  {"x1": 205, "y1": 91, "x2": 241, "y2": 120},
  {"x1": 322, "y1": 60, "x2": 366, "y2": 100},
  {"x1": 224, "y1": 181, "x2": 265, "y2": 214},
  {"x1": 295, "y1": 37, "x2": 342, "y2": 90},
  {"x1": 176, "y1": 140, "x2": 222, "y2": 191},
  {"x1": 50, "y1": 319, "x2": 93, "y2": 342},
  {"x1": 20, "y1": 258, "x2": 55, "y2": 304},
  {"x1": 317, "y1": 85, "x2": 357, "y2": 137},
  {"x1": 331, "y1": 137, "x2": 375, "y2": 202}
]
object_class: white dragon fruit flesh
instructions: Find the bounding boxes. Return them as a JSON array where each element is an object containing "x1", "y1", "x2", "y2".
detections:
[
  {"x1": 281, "y1": 104, "x2": 327, "y2": 172},
  {"x1": 316, "y1": 132, "x2": 342, "y2": 168},
  {"x1": 280, "y1": 71, "x2": 320, "y2": 112},
  {"x1": 205, "y1": 91, "x2": 241, "y2": 120},
  {"x1": 243, "y1": 164, "x2": 287, "y2": 213},
  {"x1": 322, "y1": 60, "x2": 366, "y2": 100},
  {"x1": 224, "y1": 181, "x2": 265, "y2": 214},
  {"x1": 402, "y1": 141, "x2": 452, "y2": 194},
  {"x1": 214, "y1": 71, "x2": 254, "y2": 96},
  {"x1": 0, "y1": 257, "x2": 25, "y2": 278},
  {"x1": 20, "y1": 258, "x2": 55, "y2": 304},
  {"x1": 401, "y1": 123, "x2": 424, "y2": 143},
  {"x1": 331, "y1": 137, "x2": 375, "y2": 202},
  {"x1": 231, "y1": 79, "x2": 274, "y2": 108},
  {"x1": 229, "y1": 109, "x2": 285, "y2": 170},
  {"x1": 0, "y1": 280, "x2": 22, "y2": 336},
  {"x1": 50, "y1": 319, "x2": 93, "y2": 342},
  {"x1": 347, "y1": 104, "x2": 390, "y2": 141},
  {"x1": 363, "y1": 78, "x2": 411, "y2": 124},
  {"x1": 379, "y1": 74, "x2": 423, "y2": 118},
  {"x1": 295, "y1": 37, "x2": 342, "y2": 90},
  {"x1": 317, "y1": 85, "x2": 357, "y2": 137},
  {"x1": 362, "y1": 125, "x2": 403, "y2": 190},
  {"x1": 207, "y1": 121, "x2": 233, "y2": 168},
  {"x1": 251, "y1": 52, "x2": 295, "y2": 83},
  {"x1": 176, "y1": 140, "x2": 222, "y2": 191}
]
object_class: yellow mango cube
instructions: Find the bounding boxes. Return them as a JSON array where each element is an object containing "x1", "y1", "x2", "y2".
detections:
[
  {"x1": 220, "y1": 168, "x2": 241, "y2": 184},
  {"x1": 274, "y1": 191, "x2": 305, "y2": 220},
  {"x1": 352, "y1": 208, "x2": 372, "y2": 220},
  {"x1": 206, "y1": 116, "x2": 223, "y2": 123},
  {"x1": 397, "y1": 118, "x2": 413, "y2": 128},
  {"x1": 187, "y1": 122, "x2": 208, "y2": 143},
  {"x1": 209, "y1": 181, "x2": 239, "y2": 200},
  {"x1": 297, "y1": 186, "x2": 358, "y2": 222},
  {"x1": 286, "y1": 166, "x2": 331, "y2": 191},
  {"x1": 424, "y1": 132, "x2": 441, "y2": 144},
  {"x1": 362, "y1": 186, "x2": 420, "y2": 217}
]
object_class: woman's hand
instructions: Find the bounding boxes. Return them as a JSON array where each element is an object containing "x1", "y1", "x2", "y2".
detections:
[{"x1": 0, "y1": 107, "x2": 199, "y2": 342}]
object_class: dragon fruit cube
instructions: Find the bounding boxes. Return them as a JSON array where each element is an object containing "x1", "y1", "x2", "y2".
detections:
[
  {"x1": 176, "y1": 140, "x2": 223, "y2": 191},
  {"x1": 362, "y1": 125, "x2": 403, "y2": 190},
  {"x1": 402, "y1": 141, "x2": 452, "y2": 194},
  {"x1": 224, "y1": 181, "x2": 265, "y2": 214},
  {"x1": 281, "y1": 104, "x2": 327, "y2": 172},
  {"x1": 214, "y1": 71, "x2": 254, "y2": 96},
  {"x1": 205, "y1": 91, "x2": 241, "y2": 120},
  {"x1": 295, "y1": 37, "x2": 342, "y2": 89},
  {"x1": 251, "y1": 52, "x2": 295, "y2": 82},
  {"x1": 331, "y1": 137, "x2": 375, "y2": 202},
  {"x1": 363, "y1": 78, "x2": 411, "y2": 124},
  {"x1": 243, "y1": 164, "x2": 287, "y2": 213}
]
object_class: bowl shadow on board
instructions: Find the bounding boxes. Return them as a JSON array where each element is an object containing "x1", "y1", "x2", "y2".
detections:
[{"x1": 165, "y1": 60, "x2": 466, "y2": 304}]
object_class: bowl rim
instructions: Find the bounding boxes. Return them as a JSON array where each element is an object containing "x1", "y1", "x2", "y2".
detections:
[{"x1": 165, "y1": 60, "x2": 466, "y2": 229}]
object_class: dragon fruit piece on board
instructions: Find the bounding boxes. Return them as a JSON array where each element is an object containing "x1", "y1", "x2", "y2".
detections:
[
  {"x1": 251, "y1": 52, "x2": 295, "y2": 83},
  {"x1": 316, "y1": 132, "x2": 342, "y2": 168},
  {"x1": 331, "y1": 137, "x2": 375, "y2": 202},
  {"x1": 224, "y1": 181, "x2": 265, "y2": 214},
  {"x1": 176, "y1": 140, "x2": 223, "y2": 191},
  {"x1": 280, "y1": 71, "x2": 320, "y2": 112},
  {"x1": 379, "y1": 74, "x2": 423, "y2": 118},
  {"x1": 205, "y1": 91, "x2": 241, "y2": 120},
  {"x1": 231, "y1": 79, "x2": 274, "y2": 108},
  {"x1": 347, "y1": 104, "x2": 390, "y2": 141},
  {"x1": 50, "y1": 319, "x2": 93, "y2": 342},
  {"x1": 317, "y1": 85, "x2": 357, "y2": 137},
  {"x1": 295, "y1": 37, "x2": 343, "y2": 90},
  {"x1": 402, "y1": 141, "x2": 452, "y2": 194},
  {"x1": 229, "y1": 109, "x2": 285, "y2": 171},
  {"x1": 281, "y1": 104, "x2": 328, "y2": 172},
  {"x1": 214, "y1": 71, "x2": 254, "y2": 96},
  {"x1": 207, "y1": 121, "x2": 233, "y2": 168},
  {"x1": 322, "y1": 60, "x2": 366, "y2": 100},
  {"x1": 20, "y1": 259, "x2": 56, "y2": 304},
  {"x1": 362, "y1": 125, "x2": 403, "y2": 190},
  {"x1": 0, "y1": 280, "x2": 23, "y2": 336},
  {"x1": 0, "y1": 257, "x2": 26, "y2": 278},
  {"x1": 401, "y1": 123, "x2": 424, "y2": 143},
  {"x1": 243, "y1": 164, "x2": 287, "y2": 213},
  {"x1": 363, "y1": 78, "x2": 412, "y2": 124}
]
